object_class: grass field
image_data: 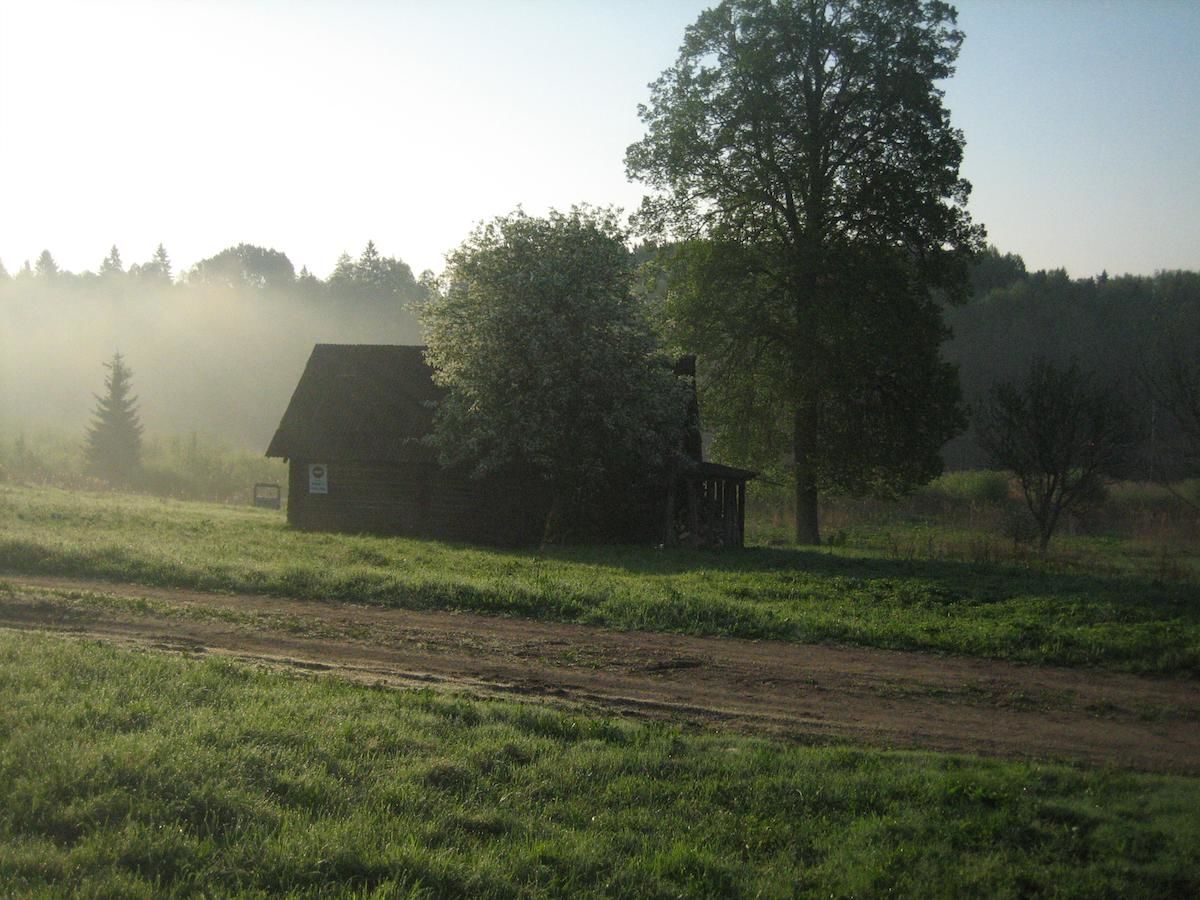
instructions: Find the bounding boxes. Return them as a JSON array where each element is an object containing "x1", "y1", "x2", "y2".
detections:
[
  {"x1": 0, "y1": 427, "x2": 287, "y2": 504},
  {"x1": 2, "y1": 631, "x2": 1198, "y2": 897},
  {"x1": 1, "y1": 483, "x2": 1198, "y2": 675},
  {"x1": 3, "y1": 481, "x2": 1199, "y2": 894}
]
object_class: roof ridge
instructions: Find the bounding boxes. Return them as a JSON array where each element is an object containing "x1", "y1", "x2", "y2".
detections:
[{"x1": 312, "y1": 343, "x2": 427, "y2": 350}]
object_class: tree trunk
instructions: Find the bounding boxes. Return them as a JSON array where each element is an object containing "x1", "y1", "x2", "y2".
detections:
[
  {"x1": 789, "y1": 250, "x2": 823, "y2": 546},
  {"x1": 794, "y1": 469, "x2": 820, "y2": 545},
  {"x1": 541, "y1": 492, "x2": 566, "y2": 549},
  {"x1": 1037, "y1": 502, "x2": 1059, "y2": 556},
  {"x1": 793, "y1": 404, "x2": 821, "y2": 545}
]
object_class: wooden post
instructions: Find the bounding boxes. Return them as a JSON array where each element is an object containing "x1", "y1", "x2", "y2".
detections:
[
  {"x1": 737, "y1": 480, "x2": 746, "y2": 547},
  {"x1": 687, "y1": 478, "x2": 699, "y2": 547},
  {"x1": 663, "y1": 474, "x2": 677, "y2": 547},
  {"x1": 718, "y1": 479, "x2": 728, "y2": 547}
]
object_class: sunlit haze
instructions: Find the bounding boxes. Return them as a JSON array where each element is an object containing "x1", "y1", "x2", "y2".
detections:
[{"x1": 2, "y1": 0, "x2": 1198, "y2": 279}]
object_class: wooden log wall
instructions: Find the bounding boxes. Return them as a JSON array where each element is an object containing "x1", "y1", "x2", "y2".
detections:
[{"x1": 286, "y1": 459, "x2": 551, "y2": 545}]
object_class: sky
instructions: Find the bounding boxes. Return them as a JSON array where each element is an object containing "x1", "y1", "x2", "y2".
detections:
[{"x1": 1, "y1": 0, "x2": 1198, "y2": 281}]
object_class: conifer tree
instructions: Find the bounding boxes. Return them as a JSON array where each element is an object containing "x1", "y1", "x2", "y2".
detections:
[
  {"x1": 35, "y1": 250, "x2": 59, "y2": 279},
  {"x1": 151, "y1": 243, "x2": 172, "y2": 281},
  {"x1": 132, "y1": 243, "x2": 173, "y2": 284},
  {"x1": 100, "y1": 245, "x2": 124, "y2": 276},
  {"x1": 84, "y1": 353, "x2": 144, "y2": 483}
]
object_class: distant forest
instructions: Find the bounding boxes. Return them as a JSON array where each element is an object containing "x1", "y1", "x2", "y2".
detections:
[
  {"x1": 1, "y1": 241, "x2": 1196, "y2": 477},
  {"x1": 0, "y1": 243, "x2": 425, "y2": 448},
  {"x1": 945, "y1": 248, "x2": 1199, "y2": 474}
]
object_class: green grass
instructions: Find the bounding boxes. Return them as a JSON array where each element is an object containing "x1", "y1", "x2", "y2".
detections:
[
  {"x1": 2, "y1": 484, "x2": 1199, "y2": 675},
  {"x1": 920, "y1": 469, "x2": 1013, "y2": 505},
  {"x1": 0, "y1": 427, "x2": 287, "y2": 504},
  {"x1": 2, "y1": 631, "x2": 1198, "y2": 897}
]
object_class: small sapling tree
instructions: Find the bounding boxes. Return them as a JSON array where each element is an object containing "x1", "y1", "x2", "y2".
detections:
[
  {"x1": 84, "y1": 353, "x2": 144, "y2": 484},
  {"x1": 976, "y1": 358, "x2": 1132, "y2": 553}
]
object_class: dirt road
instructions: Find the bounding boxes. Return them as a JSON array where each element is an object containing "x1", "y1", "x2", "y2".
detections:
[{"x1": 3, "y1": 574, "x2": 1198, "y2": 774}]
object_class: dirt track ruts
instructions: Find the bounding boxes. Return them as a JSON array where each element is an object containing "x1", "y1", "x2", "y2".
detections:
[{"x1": 3, "y1": 573, "x2": 1198, "y2": 774}]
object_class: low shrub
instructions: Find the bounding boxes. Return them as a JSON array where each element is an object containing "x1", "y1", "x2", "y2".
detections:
[{"x1": 920, "y1": 470, "x2": 1010, "y2": 505}]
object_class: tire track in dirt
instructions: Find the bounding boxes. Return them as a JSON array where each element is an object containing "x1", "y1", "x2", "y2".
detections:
[{"x1": 3, "y1": 573, "x2": 1198, "y2": 774}]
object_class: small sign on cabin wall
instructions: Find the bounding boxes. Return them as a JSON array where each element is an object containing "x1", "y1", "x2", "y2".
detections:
[{"x1": 308, "y1": 464, "x2": 329, "y2": 494}]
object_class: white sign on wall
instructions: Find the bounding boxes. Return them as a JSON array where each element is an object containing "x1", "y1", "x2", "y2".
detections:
[{"x1": 308, "y1": 463, "x2": 328, "y2": 494}]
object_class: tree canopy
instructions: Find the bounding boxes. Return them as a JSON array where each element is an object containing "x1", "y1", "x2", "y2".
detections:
[
  {"x1": 188, "y1": 243, "x2": 296, "y2": 291},
  {"x1": 420, "y1": 208, "x2": 686, "y2": 542},
  {"x1": 977, "y1": 358, "x2": 1133, "y2": 552},
  {"x1": 100, "y1": 245, "x2": 124, "y2": 277},
  {"x1": 130, "y1": 243, "x2": 173, "y2": 283},
  {"x1": 327, "y1": 240, "x2": 424, "y2": 307},
  {"x1": 627, "y1": 0, "x2": 982, "y2": 543},
  {"x1": 35, "y1": 250, "x2": 59, "y2": 279}
]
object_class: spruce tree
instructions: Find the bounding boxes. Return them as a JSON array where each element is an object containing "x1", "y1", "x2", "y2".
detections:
[
  {"x1": 85, "y1": 353, "x2": 144, "y2": 483},
  {"x1": 100, "y1": 245, "x2": 124, "y2": 276},
  {"x1": 144, "y1": 243, "x2": 172, "y2": 282},
  {"x1": 35, "y1": 250, "x2": 59, "y2": 279}
]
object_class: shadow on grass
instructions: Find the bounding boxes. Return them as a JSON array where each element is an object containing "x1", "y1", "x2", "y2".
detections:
[
  {"x1": 2, "y1": 531, "x2": 1198, "y2": 677},
  {"x1": 3, "y1": 526, "x2": 1197, "y2": 617},
  {"x1": 522, "y1": 542, "x2": 1200, "y2": 616}
]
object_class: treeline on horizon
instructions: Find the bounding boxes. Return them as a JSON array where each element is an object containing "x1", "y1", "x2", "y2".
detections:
[
  {"x1": 1, "y1": 240, "x2": 1197, "y2": 479},
  {"x1": 0, "y1": 241, "x2": 425, "y2": 448},
  {"x1": 946, "y1": 248, "x2": 1199, "y2": 474},
  {"x1": 0, "y1": 240, "x2": 430, "y2": 309}
]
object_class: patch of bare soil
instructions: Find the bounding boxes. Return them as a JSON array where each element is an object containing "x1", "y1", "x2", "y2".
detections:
[{"x1": 3, "y1": 574, "x2": 1199, "y2": 774}]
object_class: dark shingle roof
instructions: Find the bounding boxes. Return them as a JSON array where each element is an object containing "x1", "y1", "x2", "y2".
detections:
[
  {"x1": 265, "y1": 344, "x2": 441, "y2": 462},
  {"x1": 687, "y1": 460, "x2": 758, "y2": 481}
]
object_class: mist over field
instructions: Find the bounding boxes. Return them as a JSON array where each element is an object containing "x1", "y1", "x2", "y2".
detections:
[
  {"x1": 0, "y1": 249, "x2": 423, "y2": 451},
  {"x1": 3, "y1": 246, "x2": 1199, "y2": 475}
]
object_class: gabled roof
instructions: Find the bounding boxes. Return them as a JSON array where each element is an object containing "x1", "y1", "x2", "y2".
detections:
[
  {"x1": 266, "y1": 344, "x2": 441, "y2": 462},
  {"x1": 687, "y1": 460, "x2": 758, "y2": 482}
]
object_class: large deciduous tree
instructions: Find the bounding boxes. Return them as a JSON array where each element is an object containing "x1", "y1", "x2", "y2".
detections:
[
  {"x1": 188, "y1": 243, "x2": 295, "y2": 291},
  {"x1": 626, "y1": 0, "x2": 983, "y2": 543},
  {"x1": 420, "y1": 208, "x2": 686, "y2": 543},
  {"x1": 84, "y1": 353, "x2": 144, "y2": 484}
]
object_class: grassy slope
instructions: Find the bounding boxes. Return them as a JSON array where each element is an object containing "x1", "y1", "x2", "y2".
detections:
[
  {"x1": 2, "y1": 632, "x2": 1198, "y2": 897},
  {"x1": 1, "y1": 484, "x2": 1198, "y2": 675}
]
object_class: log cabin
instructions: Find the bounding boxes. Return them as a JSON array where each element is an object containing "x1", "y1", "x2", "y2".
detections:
[{"x1": 266, "y1": 344, "x2": 753, "y2": 546}]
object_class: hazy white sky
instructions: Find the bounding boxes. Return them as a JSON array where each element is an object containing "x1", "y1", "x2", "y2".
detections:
[{"x1": 1, "y1": 0, "x2": 1197, "y2": 280}]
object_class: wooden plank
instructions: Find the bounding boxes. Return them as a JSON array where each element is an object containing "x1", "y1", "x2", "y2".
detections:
[{"x1": 737, "y1": 480, "x2": 746, "y2": 547}]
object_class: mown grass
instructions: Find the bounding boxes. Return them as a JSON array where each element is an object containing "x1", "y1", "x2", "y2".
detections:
[
  {"x1": 2, "y1": 631, "x2": 1198, "y2": 897},
  {"x1": 2, "y1": 484, "x2": 1199, "y2": 676}
]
